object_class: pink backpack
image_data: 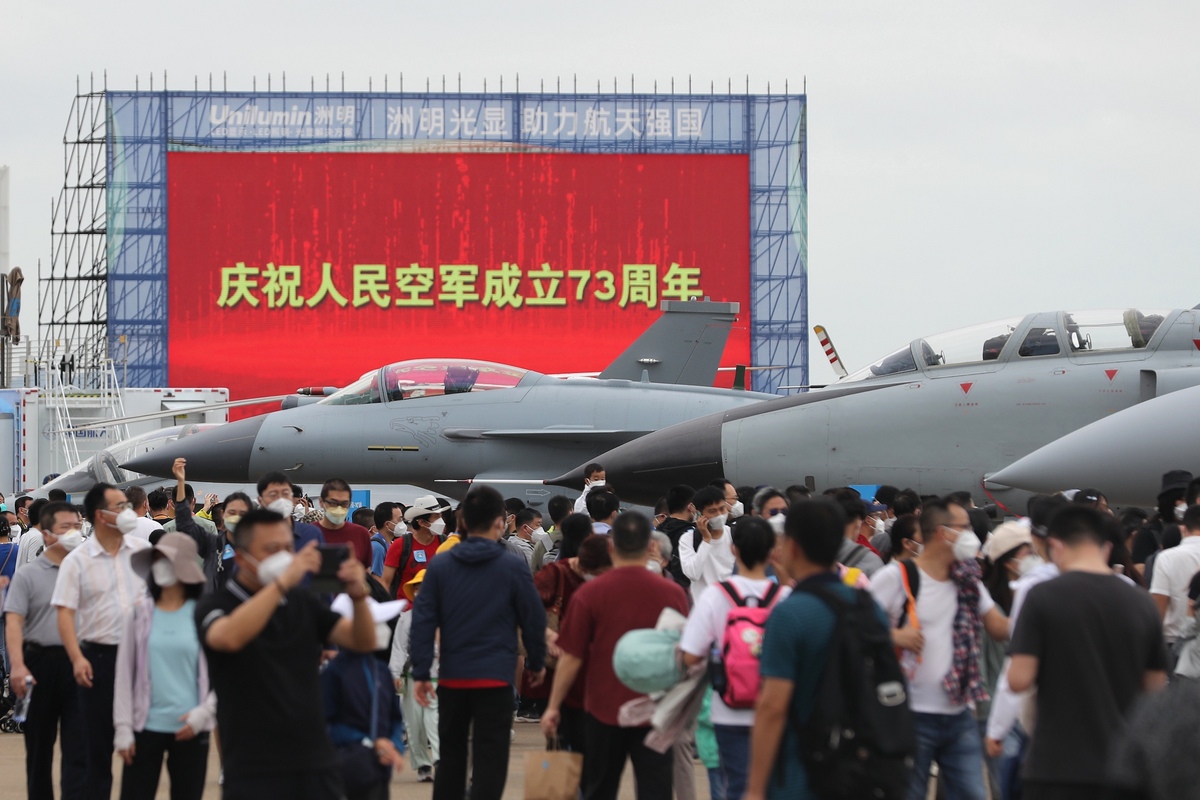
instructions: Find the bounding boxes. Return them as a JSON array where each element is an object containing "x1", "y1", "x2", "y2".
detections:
[{"x1": 716, "y1": 580, "x2": 782, "y2": 709}]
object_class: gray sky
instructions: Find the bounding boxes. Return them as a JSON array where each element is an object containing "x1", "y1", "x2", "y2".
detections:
[{"x1": 2, "y1": 1, "x2": 1197, "y2": 385}]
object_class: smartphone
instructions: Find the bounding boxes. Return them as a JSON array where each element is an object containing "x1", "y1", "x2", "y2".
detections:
[{"x1": 311, "y1": 544, "x2": 351, "y2": 593}]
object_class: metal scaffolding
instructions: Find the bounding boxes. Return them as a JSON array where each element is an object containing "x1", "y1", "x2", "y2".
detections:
[{"x1": 42, "y1": 81, "x2": 111, "y2": 388}]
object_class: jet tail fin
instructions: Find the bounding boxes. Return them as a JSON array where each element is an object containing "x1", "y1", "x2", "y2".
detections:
[{"x1": 597, "y1": 300, "x2": 739, "y2": 386}]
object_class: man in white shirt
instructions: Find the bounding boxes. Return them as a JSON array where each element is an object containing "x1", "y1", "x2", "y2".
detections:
[
  {"x1": 869, "y1": 498, "x2": 1008, "y2": 800},
  {"x1": 680, "y1": 516, "x2": 787, "y2": 798},
  {"x1": 1150, "y1": 505, "x2": 1200, "y2": 653},
  {"x1": 679, "y1": 485, "x2": 735, "y2": 604},
  {"x1": 14, "y1": 498, "x2": 49, "y2": 568},
  {"x1": 123, "y1": 486, "x2": 164, "y2": 541},
  {"x1": 52, "y1": 483, "x2": 150, "y2": 800}
]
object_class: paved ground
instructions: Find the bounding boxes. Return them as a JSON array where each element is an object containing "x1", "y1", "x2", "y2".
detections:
[{"x1": 0, "y1": 720, "x2": 714, "y2": 799}]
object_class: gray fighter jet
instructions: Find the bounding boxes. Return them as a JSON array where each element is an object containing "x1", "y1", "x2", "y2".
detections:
[
  {"x1": 988, "y1": 383, "x2": 1200, "y2": 506},
  {"x1": 122, "y1": 301, "x2": 776, "y2": 499},
  {"x1": 551, "y1": 307, "x2": 1200, "y2": 508}
]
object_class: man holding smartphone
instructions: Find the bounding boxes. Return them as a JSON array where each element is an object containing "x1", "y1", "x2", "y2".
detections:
[{"x1": 196, "y1": 508, "x2": 378, "y2": 799}]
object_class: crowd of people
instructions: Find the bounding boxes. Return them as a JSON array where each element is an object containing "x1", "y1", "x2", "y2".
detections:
[{"x1": 0, "y1": 456, "x2": 1196, "y2": 800}]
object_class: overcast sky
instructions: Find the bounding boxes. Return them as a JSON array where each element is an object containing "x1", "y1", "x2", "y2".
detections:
[{"x1": 2, "y1": 1, "x2": 1197, "y2": 385}]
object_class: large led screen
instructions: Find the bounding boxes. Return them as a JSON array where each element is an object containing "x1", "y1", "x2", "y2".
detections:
[{"x1": 167, "y1": 152, "x2": 751, "y2": 408}]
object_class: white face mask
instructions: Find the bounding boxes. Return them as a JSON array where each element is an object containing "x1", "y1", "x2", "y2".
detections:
[
  {"x1": 908, "y1": 541, "x2": 924, "y2": 557},
  {"x1": 709, "y1": 514, "x2": 728, "y2": 531},
  {"x1": 267, "y1": 498, "x2": 295, "y2": 518},
  {"x1": 57, "y1": 528, "x2": 84, "y2": 551},
  {"x1": 249, "y1": 550, "x2": 294, "y2": 586},
  {"x1": 1176, "y1": 504, "x2": 1187, "y2": 522},
  {"x1": 531, "y1": 526, "x2": 546, "y2": 539},
  {"x1": 114, "y1": 508, "x2": 140, "y2": 536},
  {"x1": 951, "y1": 529, "x2": 982, "y2": 562},
  {"x1": 430, "y1": 518, "x2": 447, "y2": 537},
  {"x1": 1016, "y1": 554, "x2": 1046, "y2": 577},
  {"x1": 588, "y1": 478, "x2": 605, "y2": 489},
  {"x1": 768, "y1": 514, "x2": 787, "y2": 535},
  {"x1": 582, "y1": 572, "x2": 598, "y2": 582},
  {"x1": 646, "y1": 560, "x2": 663, "y2": 574},
  {"x1": 728, "y1": 501, "x2": 745, "y2": 520},
  {"x1": 873, "y1": 517, "x2": 886, "y2": 536},
  {"x1": 224, "y1": 513, "x2": 243, "y2": 530},
  {"x1": 324, "y1": 507, "x2": 349, "y2": 525},
  {"x1": 151, "y1": 559, "x2": 178, "y2": 587}
]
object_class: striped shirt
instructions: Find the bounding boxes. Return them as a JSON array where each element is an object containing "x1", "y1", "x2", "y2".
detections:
[{"x1": 51, "y1": 534, "x2": 150, "y2": 645}]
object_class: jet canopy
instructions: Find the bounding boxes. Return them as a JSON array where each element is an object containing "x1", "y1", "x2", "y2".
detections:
[
  {"x1": 844, "y1": 308, "x2": 1172, "y2": 381},
  {"x1": 319, "y1": 359, "x2": 531, "y2": 406}
]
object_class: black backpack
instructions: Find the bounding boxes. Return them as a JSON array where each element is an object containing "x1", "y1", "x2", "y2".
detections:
[{"x1": 795, "y1": 583, "x2": 915, "y2": 800}]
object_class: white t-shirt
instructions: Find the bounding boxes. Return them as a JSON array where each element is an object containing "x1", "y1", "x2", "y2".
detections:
[
  {"x1": 870, "y1": 561, "x2": 996, "y2": 715},
  {"x1": 678, "y1": 528, "x2": 735, "y2": 604},
  {"x1": 679, "y1": 575, "x2": 791, "y2": 726},
  {"x1": 1149, "y1": 536, "x2": 1200, "y2": 642},
  {"x1": 129, "y1": 517, "x2": 163, "y2": 542},
  {"x1": 15, "y1": 528, "x2": 44, "y2": 568}
]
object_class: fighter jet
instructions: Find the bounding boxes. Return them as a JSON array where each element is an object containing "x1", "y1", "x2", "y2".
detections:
[
  {"x1": 121, "y1": 301, "x2": 776, "y2": 500},
  {"x1": 551, "y1": 307, "x2": 1200, "y2": 508},
  {"x1": 988, "y1": 383, "x2": 1200, "y2": 506},
  {"x1": 36, "y1": 424, "x2": 225, "y2": 496}
]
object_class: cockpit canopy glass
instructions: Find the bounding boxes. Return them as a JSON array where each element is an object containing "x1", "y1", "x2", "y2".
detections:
[
  {"x1": 844, "y1": 318, "x2": 1024, "y2": 381},
  {"x1": 320, "y1": 359, "x2": 529, "y2": 405},
  {"x1": 844, "y1": 345, "x2": 919, "y2": 382},
  {"x1": 919, "y1": 318, "x2": 1024, "y2": 367},
  {"x1": 1062, "y1": 309, "x2": 1170, "y2": 351}
]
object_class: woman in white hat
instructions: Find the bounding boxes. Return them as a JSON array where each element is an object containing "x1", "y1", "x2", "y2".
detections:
[{"x1": 113, "y1": 532, "x2": 216, "y2": 800}]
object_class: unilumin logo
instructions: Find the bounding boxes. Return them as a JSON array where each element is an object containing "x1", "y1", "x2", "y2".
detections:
[{"x1": 209, "y1": 105, "x2": 313, "y2": 127}]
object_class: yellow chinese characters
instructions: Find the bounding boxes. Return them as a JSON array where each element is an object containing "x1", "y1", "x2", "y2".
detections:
[{"x1": 214, "y1": 261, "x2": 704, "y2": 310}]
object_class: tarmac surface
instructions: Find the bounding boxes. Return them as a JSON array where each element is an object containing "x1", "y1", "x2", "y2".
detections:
[{"x1": 0, "y1": 719, "x2": 713, "y2": 799}]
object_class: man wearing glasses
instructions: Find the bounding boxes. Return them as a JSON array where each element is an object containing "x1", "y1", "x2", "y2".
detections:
[
  {"x1": 315, "y1": 478, "x2": 373, "y2": 568},
  {"x1": 257, "y1": 472, "x2": 324, "y2": 550},
  {"x1": 869, "y1": 498, "x2": 1010, "y2": 800},
  {"x1": 52, "y1": 483, "x2": 151, "y2": 800}
]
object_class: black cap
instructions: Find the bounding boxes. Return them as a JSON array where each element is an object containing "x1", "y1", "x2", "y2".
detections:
[
  {"x1": 1160, "y1": 470, "x2": 1194, "y2": 497},
  {"x1": 1074, "y1": 488, "x2": 1104, "y2": 505}
]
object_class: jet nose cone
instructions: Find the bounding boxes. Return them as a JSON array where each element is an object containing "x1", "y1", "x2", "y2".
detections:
[
  {"x1": 121, "y1": 415, "x2": 266, "y2": 482},
  {"x1": 989, "y1": 386, "x2": 1200, "y2": 505},
  {"x1": 548, "y1": 414, "x2": 725, "y2": 507}
]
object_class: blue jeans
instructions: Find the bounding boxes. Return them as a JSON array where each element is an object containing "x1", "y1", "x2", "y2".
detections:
[
  {"x1": 713, "y1": 724, "x2": 750, "y2": 800},
  {"x1": 908, "y1": 710, "x2": 988, "y2": 800},
  {"x1": 706, "y1": 767, "x2": 726, "y2": 800},
  {"x1": 999, "y1": 723, "x2": 1028, "y2": 800}
]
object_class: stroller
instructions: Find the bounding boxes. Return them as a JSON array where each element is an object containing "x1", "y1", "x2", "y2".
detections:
[{"x1": 0, "y1": 673, "x2": 20, "y2": 733}]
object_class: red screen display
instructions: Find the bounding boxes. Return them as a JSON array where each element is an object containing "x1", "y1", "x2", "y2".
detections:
[{"x1": 167, "y1": 151, "x2": 751, "y2": 411}]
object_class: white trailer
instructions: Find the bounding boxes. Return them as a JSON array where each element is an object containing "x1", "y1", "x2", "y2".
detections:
[{"x1": 0, "y1": 386, "x2": 229, "y2": 495}]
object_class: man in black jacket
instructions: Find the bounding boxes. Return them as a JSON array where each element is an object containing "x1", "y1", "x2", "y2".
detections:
[{"x1": 410, "y1": 485, "x2": 546, "y2": 800}]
